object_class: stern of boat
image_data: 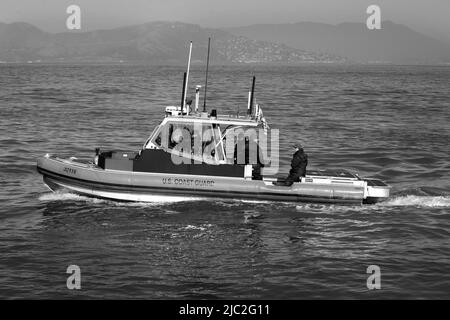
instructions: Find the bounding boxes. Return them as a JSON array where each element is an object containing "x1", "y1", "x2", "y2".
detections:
[{"x1": 363, "y1": 179, "x2": 391, "y2": 204}]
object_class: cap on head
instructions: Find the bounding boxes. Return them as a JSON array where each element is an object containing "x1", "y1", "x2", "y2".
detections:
[{"x1": 291, "y1": 142, "x2": 303, "y2": 149}]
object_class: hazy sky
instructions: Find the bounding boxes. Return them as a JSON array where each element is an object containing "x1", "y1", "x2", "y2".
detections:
[{"x1": 1, "y1": 0, "x2": 449, "y2": 42}]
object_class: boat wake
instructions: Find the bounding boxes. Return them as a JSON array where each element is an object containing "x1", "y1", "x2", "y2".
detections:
[
  {"x1": 377, "y1": 195, "x2": 450, "y2": 208},
  {"x1": 38, "y1": 191, "x2": 203, "y2": 205},
  {"x1": 39, "y1": 191, "x2": 450, "y2": 211},
  {"x1": 39, "y1": 192, "x2": 99, "y2": 203},
  {"x1": 293, "y1": 195, "x2": 450, "y2": 212}
]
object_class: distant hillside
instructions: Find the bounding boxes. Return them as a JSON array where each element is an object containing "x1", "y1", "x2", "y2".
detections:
[
  {"x1": 228, "y1": 21, "x2": 450, "y2": 64},
  {"x1": 0, "y1": 21, "x2": 344, "y2": 64}
]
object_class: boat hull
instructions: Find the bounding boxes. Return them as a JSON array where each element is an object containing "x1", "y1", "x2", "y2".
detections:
[{"x1": 37, "y1": 156, "x2": 389, "y2": 205}]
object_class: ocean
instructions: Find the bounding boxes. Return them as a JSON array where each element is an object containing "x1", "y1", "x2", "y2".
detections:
[{"x1": 0, "y1": 63, "x2": 449, "y2": 299}]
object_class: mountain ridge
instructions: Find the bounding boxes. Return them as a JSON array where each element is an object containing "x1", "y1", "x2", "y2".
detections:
[
  {"x1": 1, "y1": 20, "x2": 449, "y2": 64},
  {"x1": 227, "y1": 20, "x2": 450, "y2": 63},
  {"x1": 0, "y1": 21, "x2": 344, "y2": 64}
]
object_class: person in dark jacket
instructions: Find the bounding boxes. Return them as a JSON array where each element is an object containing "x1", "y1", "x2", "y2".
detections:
[{"x1": 284, "y1": 142, "x2": 308, "y2": 186}]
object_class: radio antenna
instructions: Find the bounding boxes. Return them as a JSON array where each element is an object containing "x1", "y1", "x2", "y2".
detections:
[
  {"x1": 183, "y1": 41, "x2": 193, "y2": 112},
  {"x1": 202, "y1": 37, "x2": 211, "y2": 112},
  {"x1": 180, "y1": 72, "x2": 187, "y2": 113},
  {"x1": 248, "y1": 76, "x2": 256, "y2": 115}
]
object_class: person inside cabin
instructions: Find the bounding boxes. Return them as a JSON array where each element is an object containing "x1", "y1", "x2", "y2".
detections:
[
  {"x1": 231, "y1": 135, "x2": 264, "y2": 180},
  {"x1": 252, "y1": 139, "x2": 265, "y2": 180},
  {"x1": 185, "y1": 98, "x2": 193, "y2": 114},
  {"x1": 202, "y1": 125, "x2": 216, "y2": 158},
  {"x1": 279, "y1": 142, "x2": 308, "y2": 186}
]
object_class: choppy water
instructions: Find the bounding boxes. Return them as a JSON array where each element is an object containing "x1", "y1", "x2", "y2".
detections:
[{"x1": 0, "y1": 63, "x2": 449, "y2": 299}]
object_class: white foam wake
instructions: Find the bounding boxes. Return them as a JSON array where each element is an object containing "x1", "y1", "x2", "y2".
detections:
[
  {"x1": 39, "y1": 192, "x2": 94, "y2": 202},
  {"x1": 38, "y1": 192, "x2": 450, "y2": 208},
  {"x1": 38, "y1": 191, "x2": 202, "y2": 205},
  {"x1": 181, "y1": 224, "x2": 213, "y2": 231},
  {"x1": 379, "y1": 195, "x2": 450, "y2": 208}
]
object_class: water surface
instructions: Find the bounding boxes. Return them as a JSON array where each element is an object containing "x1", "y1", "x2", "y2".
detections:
[{"x1": 0, "y1": 64, "x2": 449, "y2": 299}]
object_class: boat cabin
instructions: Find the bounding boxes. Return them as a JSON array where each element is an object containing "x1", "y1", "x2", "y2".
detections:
[
  {"x1": 143, "y1": 107, "x2": 263, "y2": 164},
  {"x1": 96, "y1": 106, "x2": 269, "y2": 180}
]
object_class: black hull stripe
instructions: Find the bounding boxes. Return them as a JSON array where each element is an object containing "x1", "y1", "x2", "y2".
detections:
[{"x1": 37, "y1": 166, "x2": 363, "y2": 204}]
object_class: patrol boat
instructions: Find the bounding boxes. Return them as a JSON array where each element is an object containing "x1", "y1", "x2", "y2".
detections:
[{"x1": 36, "y1": 41, "x2": 390, "y2": 205}]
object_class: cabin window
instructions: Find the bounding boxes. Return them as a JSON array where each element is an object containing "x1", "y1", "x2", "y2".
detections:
[
  {"x1": 154, "y1": 131, "x2": 162, "y2": 147},
  {"x1": 149, "y1": 122, "x2": 191, "y2": 150},
  {"x1": 150, "y1": 126, "x2": 165, "y2": 148},
  {"x1": 212, "y1": 124, "x2": 226, "y2": 162},
  {"x1": 167, "y1": 122, "x2": 194, "y2": 150},
  {"x1": 200, "y1": 123, "x2": 226, "y2": 163},
  {"x1": 201, "y1": 123, "x2": 214, "y2": 153}
]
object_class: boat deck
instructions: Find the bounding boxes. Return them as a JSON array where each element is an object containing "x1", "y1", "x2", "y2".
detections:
[{"x1": 306, "y1": 169, "x2": 359, "y2": 180}]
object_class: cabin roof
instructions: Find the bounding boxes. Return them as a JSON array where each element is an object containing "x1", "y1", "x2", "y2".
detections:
[{"x1": 163, "y1": 113, "x2": 259, "y2": 127}]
